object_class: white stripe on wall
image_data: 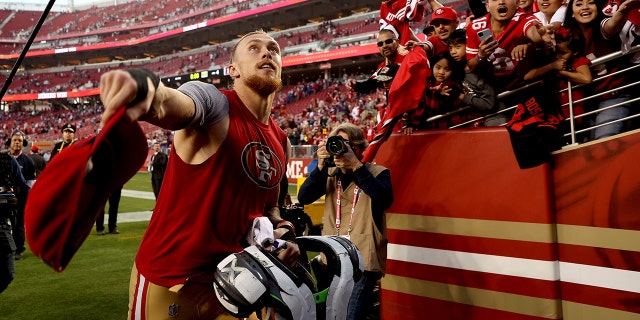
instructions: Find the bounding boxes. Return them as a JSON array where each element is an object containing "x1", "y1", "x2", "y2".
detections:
[
  {"x1": 388, "y1": 244, "x2": 560, "y2": 281},
  {"x1": 559, "y1": 262, "x2": 640, "y2": 294},
  {"x1": 388, "y1": 244, "x2": 640, "y2": 293}
]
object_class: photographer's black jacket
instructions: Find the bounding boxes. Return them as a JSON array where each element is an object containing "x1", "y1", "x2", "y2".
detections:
[{"x1": 297, "y1": 164, "x2": 393, "y2": 231}]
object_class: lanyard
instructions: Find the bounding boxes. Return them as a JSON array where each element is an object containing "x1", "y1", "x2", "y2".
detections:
[
  {"x1": 59, "y1": 140, "x2": 74, "y2": 153},
  {"x1": 335, "y1": 179, "x2": 360, "y2": 236}
]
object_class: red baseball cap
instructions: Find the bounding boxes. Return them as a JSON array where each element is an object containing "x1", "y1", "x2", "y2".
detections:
[
  {"x1": 25, "y1": 107, "x2": 147, "y2": 271},
  {"x1": 431, "y1": 7, "x2": 458, "y2": 23}
]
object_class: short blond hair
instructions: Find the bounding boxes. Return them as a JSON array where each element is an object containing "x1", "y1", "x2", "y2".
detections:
[{"x1": 230, "y1": 29, "x2": 269, "y2": 64}]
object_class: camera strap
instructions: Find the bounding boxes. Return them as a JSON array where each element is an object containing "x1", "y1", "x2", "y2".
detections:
[{"x1": 335, "y1": 179, "x2": 360, "y2": 237}]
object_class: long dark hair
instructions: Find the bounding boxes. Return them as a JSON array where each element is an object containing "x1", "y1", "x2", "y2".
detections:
[{"x1": 563, "y1": 0, "x2": 609, "y2": 33}]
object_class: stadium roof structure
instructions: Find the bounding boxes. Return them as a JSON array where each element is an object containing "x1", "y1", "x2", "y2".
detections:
[{"x1": 1, "y1": 0, "x2": 382, "y2": 69}]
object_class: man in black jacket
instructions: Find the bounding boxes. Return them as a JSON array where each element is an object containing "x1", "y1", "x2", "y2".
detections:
[
  {"x1": 150, "y1": 142, "x2": 168, "y2": 200},
  {"x1": 0, "y1": 153, "x2": 29, "y2": 292},
  {"x1": 7, "y1": 131, "x2": 35, "y2": 260},
  {"x1": 49, "y1": 123, "x2": 76, "y2": 162}
]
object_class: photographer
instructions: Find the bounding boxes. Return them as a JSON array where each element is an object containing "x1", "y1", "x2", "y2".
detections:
[
  {"x1": 0, "y1": 153, "x2": 29, "y2": 293},
  {"x1": 297, "y1": 123, "x2": 393, "y2": 320}
]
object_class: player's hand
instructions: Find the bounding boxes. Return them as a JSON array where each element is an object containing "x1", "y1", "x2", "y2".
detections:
[
  {"x1": 275, "y1": 241, "x2": 300, "y2": 267},
  {"x1": 99, "y1": 70, "x2": 156, "y2": 128}
]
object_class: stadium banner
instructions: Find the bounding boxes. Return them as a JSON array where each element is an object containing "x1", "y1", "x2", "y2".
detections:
[{"x1": 286, "y1": 157, "x2": 312, "y2": 183}]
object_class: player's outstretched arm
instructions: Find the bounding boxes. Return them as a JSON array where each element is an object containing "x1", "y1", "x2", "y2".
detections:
[{"x1": 99, "y1": 69, "x2": 195, "y2": 130}]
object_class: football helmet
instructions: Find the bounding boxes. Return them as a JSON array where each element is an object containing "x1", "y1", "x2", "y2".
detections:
[{"x1": 213, "y1": 235, "x2": 364, "y2": 320}]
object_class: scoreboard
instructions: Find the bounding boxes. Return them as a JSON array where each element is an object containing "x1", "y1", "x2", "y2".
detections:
[{"x1": 161, "y1": 68, "x2": 225, "y2": 86}]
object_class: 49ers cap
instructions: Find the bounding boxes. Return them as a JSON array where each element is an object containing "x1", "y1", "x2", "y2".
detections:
[{"x1": 431, "y1": 7, "x2": 457, "y2": 23}]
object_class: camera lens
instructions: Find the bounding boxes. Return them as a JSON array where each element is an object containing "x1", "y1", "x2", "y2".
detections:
[{"x1": 326, "y1": 136, "x2": 347, "y2": 156}]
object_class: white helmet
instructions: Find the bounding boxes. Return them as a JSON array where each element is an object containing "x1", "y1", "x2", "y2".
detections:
[
  {"x1": 300, "y1": 235, "x2": 364, "y2": 319},
  {"x1": 213, "y1": 236, "x2": 364, "y2": 320}
]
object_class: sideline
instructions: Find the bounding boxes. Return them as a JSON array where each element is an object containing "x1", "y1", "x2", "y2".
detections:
[
  {"x1": 122, "y1": 189, "x2": 155, "y2": 200},
  {"x1": 108, "y1": 189, "x2": 155, "y2": 223},
  {"x1": 113, "y1": 189, "x2": 300, "y2": 223}
]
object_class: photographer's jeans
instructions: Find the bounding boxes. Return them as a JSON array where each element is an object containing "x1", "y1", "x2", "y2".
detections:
[
  {"x1": 347, "y1": 271, "x2": 381, "y2": 320},
  {"x1": 594, "y1": 94, "x2": 632, "y2": 140}
]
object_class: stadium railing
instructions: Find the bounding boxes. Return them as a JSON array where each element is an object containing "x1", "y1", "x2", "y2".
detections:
[{"x1": 443, "y1": 44, "x2": 640, "y2": 147}]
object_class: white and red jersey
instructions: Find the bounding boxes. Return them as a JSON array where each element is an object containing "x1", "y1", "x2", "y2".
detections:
[
  {"x1": 466, "y1": 9, "x2": 539, "y2": 91},
  {"x1": 135, "y1": 90, "x2": 287, "y2": 288},
  {"x1": 380, "y1": 0, "x2": 425, "y2": 45}
]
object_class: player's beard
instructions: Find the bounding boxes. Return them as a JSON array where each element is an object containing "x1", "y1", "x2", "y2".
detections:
[{"x1": 244, "y1": 74, "x2": 282, "y2": 96}]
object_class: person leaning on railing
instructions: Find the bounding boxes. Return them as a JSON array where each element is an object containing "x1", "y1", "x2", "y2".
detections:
[{"x1": 563, "y1": 0, "x2": 640, "y2": 140}]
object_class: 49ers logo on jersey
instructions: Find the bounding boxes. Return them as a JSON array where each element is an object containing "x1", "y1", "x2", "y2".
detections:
[{"x1": 241, "y1": 142, "x2": 283, "y2": 188}]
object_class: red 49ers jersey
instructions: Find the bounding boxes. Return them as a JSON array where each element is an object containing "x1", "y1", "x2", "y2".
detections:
[
  {"x1": 380, "y1": 0, "x2": 425, "y2": 45},
  {"x1": 135, "y1": 89, "x2": 287, "y2": 287},
  {"x1": 466, "y1": 9, "x2": 539, "y2": 91}
]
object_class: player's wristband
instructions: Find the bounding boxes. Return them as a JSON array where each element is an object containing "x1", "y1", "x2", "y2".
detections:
[
  {"x1": 277, "y1": 220, "x2": 296, "y2": 235},
  {"x1": 125, "y1": 68, "x2": 160, "y2": 106}
]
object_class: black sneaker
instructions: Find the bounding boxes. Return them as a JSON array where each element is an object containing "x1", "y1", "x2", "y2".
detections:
[
  {"x1": 109, "y1": 229, "x2": 120, "y2": 235},
  {"x1": 97, "y1": 230, "x2": 105, "y2": 236}
]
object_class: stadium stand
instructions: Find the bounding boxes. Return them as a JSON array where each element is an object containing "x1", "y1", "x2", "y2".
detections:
[
  {"x1": 9, "y1": 0, "x2": 628, "y2": 151},
  {"x1": 1, "y1": 8, "x2": 387, "y2": 94},
  {"x1": 0, "y1": 0, "x2": 393, "y2": 143}
]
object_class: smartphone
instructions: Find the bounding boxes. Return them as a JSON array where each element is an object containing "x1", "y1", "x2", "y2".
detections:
[{"x1": 477, "y1": 29, "x2": 494, "y2": 43}]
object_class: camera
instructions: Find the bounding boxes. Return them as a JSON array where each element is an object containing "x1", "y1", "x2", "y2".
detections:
[
  {"x1": 324, "y1": 136, "x2": 355, "y2": 168},
  {"x1": 0, "y1": 192, "x2": 17, "y2": 218},
  {"x1": 326, "y1": 135, "x2": 351, "y2": 156}
]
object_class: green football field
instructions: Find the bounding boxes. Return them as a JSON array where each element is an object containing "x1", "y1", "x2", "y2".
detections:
[
  {"x1": 2, "y1": 172, "x2": 300, "y2": 320},
  {"x1": 2, "y1": 173, "x2": 154, "y2": 320}
]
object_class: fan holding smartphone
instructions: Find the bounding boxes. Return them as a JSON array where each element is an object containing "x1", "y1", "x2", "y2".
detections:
[{"x1": 477, "y1": 28, "x2": 496, "y2": 44}]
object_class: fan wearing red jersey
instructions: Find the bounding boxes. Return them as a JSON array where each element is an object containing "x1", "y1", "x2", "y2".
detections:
[
  {"x1": 466, "y1": 0, "x2": 550, "y2": 92},
  {"x1": 99, "y1": 30, "x2": 299, "y2": 320},
  {"x1": 423, "y1": 7, "x2": 460, "y2": 57}
]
